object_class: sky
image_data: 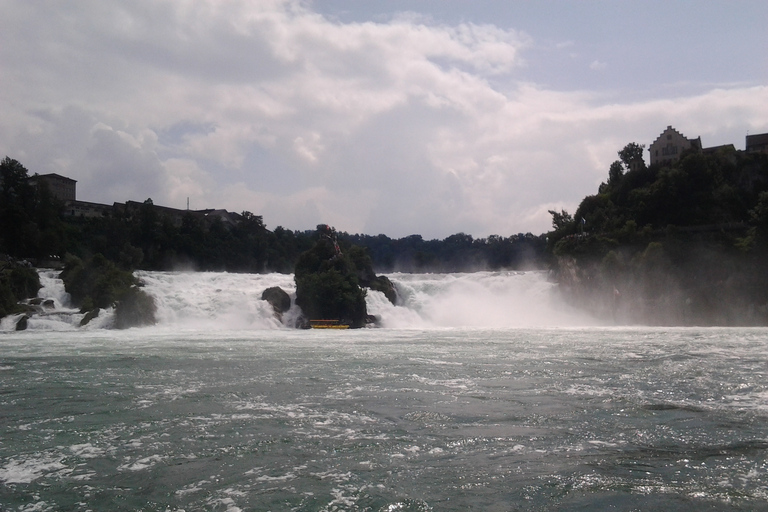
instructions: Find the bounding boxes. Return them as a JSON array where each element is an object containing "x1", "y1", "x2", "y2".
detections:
[{"x1": 1, "y1": 1, "x2": 766, "y2": 239}]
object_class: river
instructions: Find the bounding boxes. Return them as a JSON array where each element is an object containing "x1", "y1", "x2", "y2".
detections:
[{"x1": 1, "y1": 271, "x2": 767, "y2": 510}]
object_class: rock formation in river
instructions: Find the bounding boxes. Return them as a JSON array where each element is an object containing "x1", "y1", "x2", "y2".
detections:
[
  {"x1": 261, "y1": 286, "x2": 291, "y2": 321},
  {"x1": 294, "y1": 225, "x2": 369, "y2": 328},
  {"x1": 61, "y1": 254, "x2": 157, "y2": 329}
]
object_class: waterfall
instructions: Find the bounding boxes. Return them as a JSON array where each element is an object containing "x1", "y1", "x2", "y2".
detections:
[
  {"x1": 366, "y1": 271, "x2": 590, "y2": 328},
  {"x1": 0, "y1": 269, "x2": 116, "y2": 332},
  {"x1": 2, "y1": 270, "x2": 593, "y2": 332},
  {"x1": 135, "y1": 271, "x2": 298, "y2": 330}
]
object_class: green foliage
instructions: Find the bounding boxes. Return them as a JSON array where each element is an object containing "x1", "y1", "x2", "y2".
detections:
[
  {"x1": 618, "y1": 142, "x2": 646, "y2": 169},
  {"x1": 550, "y1": 145, "x2": 768, "y2": 325},
  {"x1": 0, "y1": 157, "x2": 67, "y2": 259},
  {"x1": 60, "y1": 253, "x2": 156, "y2": 327},
  {"x1": 0, "y1": 262, "x2": 41, "y2": 318},
  {"x1": 294, "y1": 228, "x2": 368, "y2": 327},
  {"x1": 62, "y1": 254, "x2": 133, "y2": 308},
  {"x1": 548, "y1": 209, "x2": 574, "y2": 231}
]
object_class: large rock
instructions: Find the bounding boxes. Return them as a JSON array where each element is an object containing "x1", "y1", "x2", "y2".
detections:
[
  {"x1": 262, "y1": 286, "x2": 291, "y2": 320},
  {"x1": 349, "y1": 246, "x2": 397, "y2": 305},
  {"x1": 80, "y1": 308, "x2": 100, "y2": 327},
  {"x1": 366, "y1": 275, "x2": 397, "y2": 305},
  {"x1": 294, "y1": 226, "x2": 368, "y2": 328},
  {"x1": 114, "y1": 287, "x2": 157, "y2": 329},
  {"x1": 15, "y1": 314, "x2": 29, "y2": 331}
]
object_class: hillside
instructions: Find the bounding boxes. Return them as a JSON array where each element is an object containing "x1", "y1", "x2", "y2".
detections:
[{"x1": 547, "y1": 144, "x2": 768, "y2": 325}]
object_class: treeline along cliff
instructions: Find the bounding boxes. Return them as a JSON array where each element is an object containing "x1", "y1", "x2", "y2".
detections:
[{"x1": 546, "y1": 143, "x2": 768, "y2": 325}]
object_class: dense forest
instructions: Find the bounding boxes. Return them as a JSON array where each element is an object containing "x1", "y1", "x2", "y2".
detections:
[{"x1": 547, "y1": 143, "x2": 768, "y2": 325}]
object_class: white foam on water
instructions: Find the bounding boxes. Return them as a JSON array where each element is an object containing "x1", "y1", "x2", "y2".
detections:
[
  {"x1": 7, "y1": 268, "x2": 597, "y2": 331},
  {"x1": 0, "y1": 455, "x2": 67, "y2": 484},
  {"x1": 137, "y1": 270, "x2": 294, "y2": 330},
  {"x1": 369, "y1": 271, "x2": 594, "y2": 328}
]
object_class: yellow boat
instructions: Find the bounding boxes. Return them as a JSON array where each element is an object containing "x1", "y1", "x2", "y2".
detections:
[{"x1": 309, "y1": 319, "x2": 350, "y2": 329}]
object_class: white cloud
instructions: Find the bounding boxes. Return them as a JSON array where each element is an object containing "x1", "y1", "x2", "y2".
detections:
[
  {"x1": 589, "y1": 60, "x2": 607, "y2": 71},
  {"x1": 0, "y1": 1, "x2": 766, "y2": 238}
]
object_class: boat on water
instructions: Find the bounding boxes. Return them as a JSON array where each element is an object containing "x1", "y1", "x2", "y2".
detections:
[{"x1": 309, "y1": 319, "x2": 350, "y2": 329}]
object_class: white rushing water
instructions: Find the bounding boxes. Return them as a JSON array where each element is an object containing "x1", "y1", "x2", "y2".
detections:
[
  {"x1": 2, "y1": 269, "x2": 594, "y2": 332},
  {"x1": 2, "y1": 270, "x2": 768, "y2": 510}
]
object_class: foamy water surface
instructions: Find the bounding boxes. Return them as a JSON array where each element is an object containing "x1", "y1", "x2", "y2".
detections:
[{"x1": 1, "y1": 272, "x2": 767, "y2": 510}]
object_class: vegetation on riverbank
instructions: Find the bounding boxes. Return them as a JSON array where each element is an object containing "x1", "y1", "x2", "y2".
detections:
[{"x1": 547, "y1": 144, "x2": 768, "y2": 325}]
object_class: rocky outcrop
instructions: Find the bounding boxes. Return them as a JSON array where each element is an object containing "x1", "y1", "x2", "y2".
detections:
[
  {"x1": 262, "y1": 286, "x2": 291, "y2": 320},
  {"x1": 114, "y1": 287, "x2": 157, "y2": 329},
  {"x1": 15, "y1": 314, "x2": 29, "y2": 331},
  {"x1": 294, "y1": 225, "x2": 369, "y2": 328},
  {"x1": 364, "y1": 274, "x2": 397, "y2": 305},
  {"x1": 0, "y1": 258, "x2": 41, "y2": 320},
  {"x1": 349, "y1": 246, "x2": 397, "y2": 305},
  {"x1": 80, "y1": 309, "x2": 100, "y2": 327}
]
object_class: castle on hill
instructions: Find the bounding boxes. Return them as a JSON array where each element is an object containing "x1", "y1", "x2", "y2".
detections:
[
  {"x1": 29, "y1": 173, "x2": 242, "y2": 227},
  {"x1": 649, "y1": 126, "x2": 767, "y2": 166}
]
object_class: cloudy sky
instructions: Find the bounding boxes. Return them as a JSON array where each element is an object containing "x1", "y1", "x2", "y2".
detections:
[{"x1": 2, "y1": 1, "x2": 766, "y2": 238}]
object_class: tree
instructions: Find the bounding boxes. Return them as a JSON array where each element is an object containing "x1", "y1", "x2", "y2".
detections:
[
  {"x1": 618, "y1": 142, "x2": 646, "y2": 169},
  {"x1": 607, "y1": 160, "x2": 624, "y2": 187},
  {"x1": 0, "y1": 157, "x2": 41, "y2": 257},
  {"x1": 548, "y1": 209, "x2": 574, "y2": 231}
]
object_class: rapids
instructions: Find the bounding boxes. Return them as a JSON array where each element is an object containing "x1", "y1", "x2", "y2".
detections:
[
  {"x1": 3, "y1": 270, "x2": 767, "y2": 510},
  {"x1": 2, "y1": 269, "x2": 593, "y2": 332}
]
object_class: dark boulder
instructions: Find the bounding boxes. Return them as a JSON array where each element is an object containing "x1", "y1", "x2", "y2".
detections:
[
  {"x1": 15, "y1": 314, "x2": 29, "y2": 331},
  {"x1": 80, "y1": 309, "x2": 100, "y2": 327},
  {"x1": 349, "y1": 246, "x2": 397, "y2": 305},
  {"x1": 114, "y1": 287, "x2": 157, "y2": 329},
  {"x1": 368, "y1": 275, "x2": 397, "y2": 305},
  {"x1": 262, "y1": 286, "x2": 291, "y2": 320}
]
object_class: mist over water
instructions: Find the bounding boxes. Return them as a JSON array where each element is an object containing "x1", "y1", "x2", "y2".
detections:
[{"x1": 371, "y1": 271, "x2": 592, "y2": 328}]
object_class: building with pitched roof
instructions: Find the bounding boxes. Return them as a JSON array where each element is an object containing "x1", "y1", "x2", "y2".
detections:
[{"x1": 648, "y1": 126, "x2": 701, "y2": 166}]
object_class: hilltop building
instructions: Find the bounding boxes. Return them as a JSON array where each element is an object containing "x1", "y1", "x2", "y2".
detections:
[
  {"x1": 29, "y1": 173, "x2": 77, "y2": 201},
  {"x1": 702, "y1": 144, "x2": 736, "y2": 155},
  {"x1": 112, "y1": 201, "x2": 243, "y2": 228},
  {"x1": 66, "y1": 200, "x2": 113, "y2": 218},
  {"x1": 647, "y1": 126, "x2": 761, "y2": 166},
  {"x1": 648, "y1": 126, "x2": 702, "y2": 166},
  {"x1": 19, "y1": 170, "x2": 246, "y2": 231},
  {"x1": 746, "y1": 133, "x2": 768, "y2": 154}
]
